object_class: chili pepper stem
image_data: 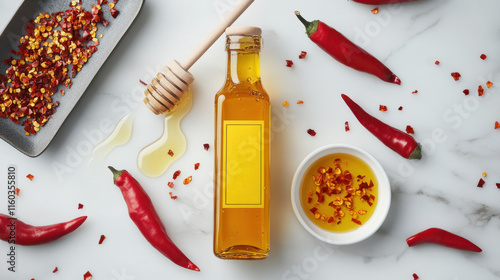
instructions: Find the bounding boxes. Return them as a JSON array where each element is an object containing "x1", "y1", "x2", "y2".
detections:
[
  {"x1": 295, "y1": 11, "x2": 318, "y2": 37},
  {"x1": 409, "y1": 143, "x2": 422, "y2": 160},
  {"x1": 108, "y1": 166, "x2": 123, "y2": 183}
]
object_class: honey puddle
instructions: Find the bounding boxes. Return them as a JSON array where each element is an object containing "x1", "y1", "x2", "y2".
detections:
[
  {"x1": 137, "y1": 92, "x2": 192, "y2": 177},
  {"x1": 89, "y1": 113, "x2": 134, "y2": 163}
]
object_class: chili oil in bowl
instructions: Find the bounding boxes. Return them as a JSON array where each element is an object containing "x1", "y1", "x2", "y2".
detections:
[{"x1": 291, "y1": 144, "x2": 390, "y2": 245}]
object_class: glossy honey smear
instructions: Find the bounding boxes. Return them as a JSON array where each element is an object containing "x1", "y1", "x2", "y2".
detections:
[
  {"x1": 137, "y1": 92, "x2": 192, "y2": 177},
  {"x1": 89, "y1": 113, "x2": 134, "y2": 163},
  {"x1": 300, "y1": 153, "x2": 378, "y2": 233}
]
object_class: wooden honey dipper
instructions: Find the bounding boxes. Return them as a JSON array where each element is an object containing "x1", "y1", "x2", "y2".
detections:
[{"x1": 144, "y1": 0, "x2": 255, "y2": 115}]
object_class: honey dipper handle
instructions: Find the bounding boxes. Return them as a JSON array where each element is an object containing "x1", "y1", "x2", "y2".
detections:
[{"x1": 181, "y1": 0, "x2": 255, "y2": 70}]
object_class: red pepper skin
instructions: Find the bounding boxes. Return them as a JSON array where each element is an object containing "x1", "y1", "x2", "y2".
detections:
[
  {"x1": 352, "y1": 0, "x2": 418, "y2": 4},
  {"x1": 0, "y1": 214, "x2": 87, "y2": 245},
  {"x1": 296, "y1": 11, "x2": 401, "y2": 85},
  {"x1": 341, "y1": 94, "x2": 421, "y2": 159},
  {"x1": 407, "y1": 228, "x2": 482, "y2": 252},
  {"x1": 109, "y1": 167, "x2": 200, "y2": 272}
]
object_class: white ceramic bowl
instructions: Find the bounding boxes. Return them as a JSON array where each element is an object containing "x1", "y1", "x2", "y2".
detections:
[{"x1": 291, "y1": 144, "x2": 391, "y2": 245}]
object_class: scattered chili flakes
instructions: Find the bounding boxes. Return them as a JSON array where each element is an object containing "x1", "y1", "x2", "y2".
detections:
[
  {"x1": 139, "y1": 79, "x2": 147, "y2": 86},
  {"x1": 371, "y1": 7, "x2": 379, "y2": 14},
  {"x1": 477, "y1": 178, "x2": 485, "y2": 188},
  {"x1": 413, "y1": 273, "x2": 419, "y2": 280},
  {"x1": 173, "y1": 170, "x2": 181, "y2": 180},
  {"x1": 285, "y1": 60, "x2": 294, "y2": 67},
  {"x1": 496, "y1": 183, "x2": 500, "y2": 189},
  {"x1": 435, "y1": 60, "x2": 440, "y2": 65},
  {"x1": 298, "y1": 51, "x2": 307, "y2": 59},
  {"x1": 297, "y1": 100, "x2": 304, "y2": 104},
  {"x1": 14, "y1": 188, "x2": 20, "y2": 196},
  {"x1": 282, "y1": 101, "x2": 289, "y2": 107},
  {"x1": 345, "y1": 121, "x2": 350, "y2": 132},
  {"x1": 109, "y1": 7, "x2": 120, "y2": 18},
  {"x1": 379, "y1": 105, "x2": 387, "y2": 112},
  {"x1": 495, "y1": 121, "x2": 500, "y2": 129},
  {"x1": 169, "y1": 192, "x2": 178, "y2": 200},
  {"x1": 480, "y1": 54, "x2": 487, "y2": 60},
  {"x1": 194, "y1": 163, "x2": 200, "y2": 170},
  {"x1": 53, "y1": 267, "x2": 58, "y2": 273},
  {"x1": 167, "y1": 182, "x2": 174, "y2": 188},
  {"x1": 167, "y1": 149, "x2": 174, "y2": 157},
  {"x1": 398, "y1": 106, "x2": 403, "y2": 111},
  {"x1": 463, "y1": 89, "x2": 470, "y2": 95},
  {"x1": 486, "y1": 81, "x2": 493, "y2": 88},
  {"x1": 26, "y1": 174, "x2": 34, "y2": 181},
  {"x1": 478, "y1": 85, "x2": 484, "y2": 96},
  {"x1": 98, "y1": 234, "x2": 106, "y2": 244},
  {"x1": 451, "y1": 72, "x2": 461, "y2": 81},
  {"x1": 84, "y1": 271, "x2": 92, "y2": 280},
  {"x1": 406, "y1": 125, "x2": 415, "y2": 134},
  {"x1": 307, "y1": 129, "x2": 316, "y2": 136},
  {"x1": 78, "y1": 203, "x2": 84, "y2": 209},
  {"x1": 351, "y1": 218, "x2": 362, "y2": 225},
  {"x1": 183, "y1": 176, "x2": 192, "y2": 185},
  {"x1": 412, "y1": 90, "x2": 418, "y2": 94},
  {"x1": 203, "y1": 143, "x2": 210, "y2": 151}
]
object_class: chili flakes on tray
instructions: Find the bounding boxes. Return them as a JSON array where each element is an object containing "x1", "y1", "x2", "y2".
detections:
[
  {"x1": 0, "y1": 0, "x2": 119, "y2": 135},
  {"x1": 480, "y1": 54, "x2": 487, "y2": 60},
  {"x1": 298, "y1": 51, "x2": 307, "y2": 59},
  {"x1": 406, "y1": 125, "x2": 415, "y2": 134},
  {"x1": 84, "y1": 271, "x2": 92, "y2": 280},
  {"x1": 345, "y1": 121, "x2": 350, "y2": 132},
  {"x1": 451, "y1": 72, "x2": 461, "y2": 81},
  {"x1": 285, "y1": 60, "x2": 294, "y2": 67},
  {"x1": 307, "y1": 129, "x2": 316, "y2": 136},
  {"x1": 486, "y1": 81, "x2": 493, "y2": 88},
  {"x1": 478, "y1": 85, "x2": 484, "y2": 96},
  {"x1": 463, "y1": 89, "x2": 470, "y2": 95},
  {"x1": 495, "y1": 121, "x2": 500, "y2": 129},
  {"x1": 379, "y1": 105, "x2": 387, "y2": 112},
  {"x1": 477, "y1": 178, "x2": 485, "y2": 188}
]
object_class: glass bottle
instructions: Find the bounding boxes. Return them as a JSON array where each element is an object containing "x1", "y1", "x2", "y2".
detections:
[{"x1": 213, "y1": 26, "x2": 270, "y2": 260}]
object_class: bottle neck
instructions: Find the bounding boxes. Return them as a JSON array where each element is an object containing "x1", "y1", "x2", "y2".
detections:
[{"x1": 226, "y1": 34, "x2": 262, "y2": 85}]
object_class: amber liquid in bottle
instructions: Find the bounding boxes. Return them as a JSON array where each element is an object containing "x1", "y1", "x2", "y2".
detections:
[{"x1": 214, "y1": 28, "x2": 270, "y2": 259}]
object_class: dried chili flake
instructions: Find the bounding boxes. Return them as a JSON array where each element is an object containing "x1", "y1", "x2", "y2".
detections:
[
  {"x1": 406, "y1": 125, "x2": 415, "y2": 134},
  {"x1": 307, "y1": 129, "x2": 316, "y2": 136},
  {"x1": 98, "y1": 234, "x2": 106, "y2": 244},
  {"x1": 496, "y1": 183, "x2": 500, "y2": 189},
  {"x1": 297, "y1": 100, "x2": 304, "y2": 104},
  {"x1": 167, "y1": 182, "x2": 174, "y2": 188},
  {"x1": 379, "y1": 105, "x2": 387, "y2": 112},
  {"x1": 26, "y1": 174, "x2": 34, "y2": 181},
  {"x1": 285, "y1": 60, "x2": 294, "y2": 67},
  {"x1": 412, "y1": 90, "x2": 418, "y2": 94},
  {"x1": 173, "y1": 170, "x2": 181, "y2": 180},
  {"x1": 169, "y1": 192, "x2": 178, "y2": 200},
  {"x1": 203, "y1": 143, "x2": 210, "y2": 151},
  {"x1": 351, "y1": 218, "x2": 362, "y2": 225},
  {"x1": 309, "y1": 207, "x2": 317, "y2": 214},
  {"x1": 477, "y1": 178, "x2": 485, "y2": 188},
  {"x1": 282, "y1": 101, "x2": 289, "y2": 107},
  {"x1": 435, "y1": 60, "x2": 440, "y2": 65},
  {"x1": 139, "y1": 79, "x2": 147, "y2": 86},
  {"x1": 78, "y1": 203, "x2": 84, "y2": 209},
  {"x1": 413, "y1": 273, "x2": 419, "y2": 280},
  {"x1": 371, "y1": 7, "x2": 379, "y2": 14},
  {"x1": 478, "y1": 85, "x2": 484, "y2": 96},
  {"x1": 14, "y1": 188, "x2": 20, "y2": 196},
  {"x1": 183, "y1": 176, "x2": 192, "y2": 185},
  {"x1": 482, "y1": 172, "x2": 487, "y2": 177},
  {"x1": 495, "y1": 121, "x2": 500, "y2": 129},
  {"x1": 398, "y1": 106, "x2": 403, "y2": 111},
  {"x1": 345, "y1": 121, "x2": 350, "y2": 132},
  {"x1": 109, "y1": 7, "x2": 120, "y2": 18},
  {"x1": 307, "y1": 197, "x2": 312, "y2": 203},
  {"x1": 451, "y1": 72, "x2": 461, "y2": 81},
  {"x1": 84, "y1": 271, "x2": 92, "y2": 280},
  {"x1": 299, "y1": 51, "x2": 307, "y2": 59},
  {"x1": 486, "y1": 81, "x2": 493, "y2": 88},
  {"x1": 480, "y1": 54, "x2": 487, "y2": 60},
  {"x1": 463, "y1": 89, "x2": 470, "y2": 95},
  {"x1": 194, "y1": 163, "x2": 200, "y2": 170},
  {"x1": 168, "y1": 149, "x2": 174, "y2": 157},
  {"x1": 53, "y1": 267, "x2": 58, "y2": 273}
]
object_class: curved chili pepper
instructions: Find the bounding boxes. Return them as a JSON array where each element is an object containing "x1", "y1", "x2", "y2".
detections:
[
  {"x1": 352, "y1": 0, "x2": 418, "y2": 4},
  {"x1": 108, "y1": 166, "x2": 200, "y2": 272},
  {"x1": 341, "y1": 94, "x2": 422, "y2": 159},
  {"x1": 0, "y1": 214, "x2": 87, "y2": 245},
  {"x1": 295, "y1": 11, "x2": 401, "y2": 85},
  {"x1": 407, "y1": 228, "x2": 482, "y2": 252}
]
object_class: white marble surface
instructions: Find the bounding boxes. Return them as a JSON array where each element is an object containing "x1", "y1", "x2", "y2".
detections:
[{"x1": 1, "y1": 0, "x2": 500, "y2": 279}]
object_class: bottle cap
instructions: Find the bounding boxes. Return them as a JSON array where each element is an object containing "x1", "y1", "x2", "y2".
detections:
[{"x1": 225, "y1": 26, "x2": 262, "y2": 36}]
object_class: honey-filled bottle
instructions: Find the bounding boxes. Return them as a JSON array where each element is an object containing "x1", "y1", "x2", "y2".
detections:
[{"x1": 214, "y1": 26, "x2": 270, "y2": 259}]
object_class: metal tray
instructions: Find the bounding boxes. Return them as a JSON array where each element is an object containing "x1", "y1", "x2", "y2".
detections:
[{"x1": 0, "y1": 0, "x2": 143, "y2": 157}]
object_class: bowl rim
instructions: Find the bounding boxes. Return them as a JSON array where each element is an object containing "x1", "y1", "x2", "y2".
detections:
[{"x1": 290, "y1": 143, "x2": 391, "y2": 245}]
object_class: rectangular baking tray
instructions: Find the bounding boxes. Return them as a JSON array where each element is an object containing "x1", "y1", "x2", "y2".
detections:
[{"x1": 0, "y1": 0, "x2": 143, "y2": 157}]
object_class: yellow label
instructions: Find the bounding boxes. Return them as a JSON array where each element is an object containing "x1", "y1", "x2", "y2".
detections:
[{"x1": 222, "y1": 120, "x2": 264, "y2": 208}]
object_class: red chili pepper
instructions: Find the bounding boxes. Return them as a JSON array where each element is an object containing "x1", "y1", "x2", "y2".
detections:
[
  {"x1": 108, "y1": 167, "x2": 200, "y2": 271},
  {"x1": 406, "y1": 228, "x2": 482, "y2": 252},
  {"x1": 295, "y1": 11, "x2": 401, "y2": 85},
  {"x1": 0, "y1": 214, "x2": 87, "y2": 245},
  {"x1": 341, "y1": 94, "x2": 421, "y2": 159},
  {"x1": 352, "y1": 0, "x2": 418, "y2": 4}
]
